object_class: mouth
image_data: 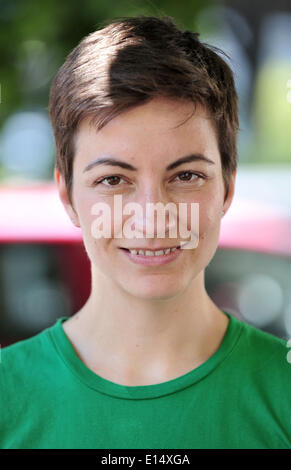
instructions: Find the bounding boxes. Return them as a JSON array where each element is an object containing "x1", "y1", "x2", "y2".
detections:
[{"x1": 119, "y1": 243, "x2": 187, "y2": 257}]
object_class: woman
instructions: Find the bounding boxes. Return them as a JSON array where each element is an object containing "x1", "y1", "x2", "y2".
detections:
[{"x1": 1, "y1": 15, "x2": 290, "y2": 450}]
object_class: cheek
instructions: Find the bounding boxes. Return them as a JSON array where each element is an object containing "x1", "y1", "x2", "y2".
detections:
[
  {"x1": 72, "y1": 188, "x2": 113, "y2": 248},
  {"x1": 196, "y1": 190, "x2": 223, "y2": 242},
  {"x1": 75, "y1": 195, "x2": 95, "y2": 236},
  {"x1": 200, "y1": 210, "x2": 217, "y2": 238}
]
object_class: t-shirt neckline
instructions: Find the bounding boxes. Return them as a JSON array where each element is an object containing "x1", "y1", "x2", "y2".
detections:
[{"x1": 47, "y1": 310, "x2": 243, "y2": 400}]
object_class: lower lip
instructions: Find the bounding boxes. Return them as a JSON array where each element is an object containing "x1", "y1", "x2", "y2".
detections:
[{"x1": 119, "y1": 247, "x2": 182, "y2": 266}]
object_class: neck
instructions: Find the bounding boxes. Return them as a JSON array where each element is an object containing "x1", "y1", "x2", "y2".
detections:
[{"x1": 63, "y1": 268, "x2": 229, "y2": 385}]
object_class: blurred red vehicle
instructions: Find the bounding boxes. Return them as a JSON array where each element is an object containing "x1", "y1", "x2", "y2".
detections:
[
  {"x1": 0, "y1": 182, "x2": 91, "y2": 346},
  {"x1": 0, "y1": 175, "x2": 290, "y2": 345}
]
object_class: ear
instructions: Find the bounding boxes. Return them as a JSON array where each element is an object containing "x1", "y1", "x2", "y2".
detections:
[
  {"x1": 222, "y1": 170, "x2": 236, "y2": 216},
  {"x1": 54, "y1": 167, "x2": 80, "y2": 227}
]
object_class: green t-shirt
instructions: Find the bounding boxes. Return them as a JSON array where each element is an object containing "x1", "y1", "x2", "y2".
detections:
[{"x1": 0, "y1": 311, "x2": 290, "y2": 449}]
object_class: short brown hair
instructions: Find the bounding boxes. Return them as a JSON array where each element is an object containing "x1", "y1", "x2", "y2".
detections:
[{"x1": 48, "y1": 15, "x2": 239, "y2": 207}]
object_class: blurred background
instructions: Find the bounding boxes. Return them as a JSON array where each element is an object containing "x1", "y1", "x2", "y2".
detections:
[{"x1": 0, "y1": 0, "x2": 290, "y2": 345}]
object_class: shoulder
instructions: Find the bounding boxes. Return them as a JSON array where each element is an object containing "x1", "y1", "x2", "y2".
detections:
[
  {"x1": 0, "y1": 325, "x2": 61, "y2": 446},
  {"x1": 1, "y1": 328, "x2": 50, "y2": 372},
  {"x1": 233, "y1": 316, "x2": 288, "y2": 361},
  {"x1": 0, "y1": 332, "x2": 45, "y2": 392},
  {"x1": 0, "y1": 325, "x2": 57, "y2": 401},
  {"x1": 228, "y1": 315, "x2": 291, "y2": 388}
]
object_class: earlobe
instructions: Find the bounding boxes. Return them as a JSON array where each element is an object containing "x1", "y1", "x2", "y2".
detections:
[
  {"x1": 54, "y1": 166, "x2": 60, "y2": 185},
  {"x1": 222, "y1": 170, "x2": 236, "y2": 216},
  {"x1": 54, "y1": 166, "x2": 80, "y2": 228},
  {"x1": 54, "y1": 166, "x2": 70, "y2": 208}
]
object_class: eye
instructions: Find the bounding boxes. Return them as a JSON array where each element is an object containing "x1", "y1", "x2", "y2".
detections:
[
  {"x1": 172, "y1": 171, "x2": 204, "y2": 183},
  {"x1": 93, "y1": 175, "x2": 126, "y2": 186}
]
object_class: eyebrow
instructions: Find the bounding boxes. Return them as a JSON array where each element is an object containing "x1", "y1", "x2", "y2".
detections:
[
  {"x1": 83, "y1": 153, "x2": 215, "y2": 173},
  {"x1": 166, "y1": 153, "x2": 215, "y2": 170}
]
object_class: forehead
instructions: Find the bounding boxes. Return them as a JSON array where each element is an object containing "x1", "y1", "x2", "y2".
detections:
[{"x1": 74, "y1": 98, "x2": 220, "y2": 165}]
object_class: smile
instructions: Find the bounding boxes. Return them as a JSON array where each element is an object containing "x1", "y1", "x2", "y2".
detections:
[
  {"x1": 119, "y1": 241, "x2": 191, "y2": 265},
  {"x1": 120, "y1": 246, "x2": 180, "y2": 256}
]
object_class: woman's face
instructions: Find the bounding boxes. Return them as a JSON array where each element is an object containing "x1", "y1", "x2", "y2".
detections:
[{"x1": 56, "y1": 97, "x2": 236, "y2": 300}]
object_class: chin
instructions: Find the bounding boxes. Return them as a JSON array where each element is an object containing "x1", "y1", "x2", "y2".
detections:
[{"x1": 120, "y1": 277, "x2": 186, "y2": 301}]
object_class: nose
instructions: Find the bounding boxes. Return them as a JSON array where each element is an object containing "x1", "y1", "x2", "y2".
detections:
[{"x1": 123, "y1": 183, "x2": 178, "y2": 240}]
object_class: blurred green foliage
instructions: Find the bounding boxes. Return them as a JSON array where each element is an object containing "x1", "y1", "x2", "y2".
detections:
[
  {"x1": 1, "y1": 0, "x2": 290, "y2": 174},
  {"x1": 0, "y1": 0, "x2": 211, "y2": 130},
  {"x1": 251, "y1": 62, "x2": 291, "y2": 163}
]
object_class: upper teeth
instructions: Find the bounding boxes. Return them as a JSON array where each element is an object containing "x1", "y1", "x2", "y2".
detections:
[{"x1": 129, "y1": 247, "x2": 178, "y2": 256}]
